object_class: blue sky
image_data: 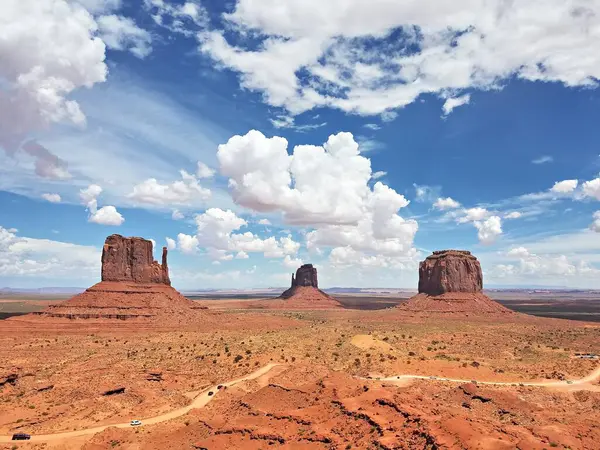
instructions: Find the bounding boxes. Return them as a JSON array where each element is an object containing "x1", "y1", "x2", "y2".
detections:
[{"x1": 3, "y1": 0, "x2": 600, "y2": 289}]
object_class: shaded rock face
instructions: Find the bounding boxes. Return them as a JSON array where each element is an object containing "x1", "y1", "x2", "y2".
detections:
[
  {"x1": 418, "y1": 250, "x2": 482, "y2": 296},
  {"x1": 101, "y1": 235, "x2": 171, "y2": 285},
  {"x1": 291, "y1": 264, "x2": 318, "y2": 288}
]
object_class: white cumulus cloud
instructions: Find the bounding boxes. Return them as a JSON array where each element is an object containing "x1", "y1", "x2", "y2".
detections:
[
  {"x1": 128, "y1": 170, "x2": 211, "y2": 206},
  {"x1": 550, "y1": 179, "x2": 578, "y2": 194},
  {"x1": 197, "y1": 0, "x2": 600, "y2": 118},
  {"x1": 89, "y1": 205, "x2": 124, "y2": 226},
  {"x1": 96, "y1": 14, "x2": 152, "y2": 59},
  {"x1": 474, "y1": 215, "x2": 502, "y2": 245},
  {"x1": 442, "y1": 94, "x2": 471, "y2": 116},
  {"x1": 433, "y1": 197, "x2": 461, "y2": 210},
  {"x1": 41, "y1": 193, "x2": 61, "y2": 203}
]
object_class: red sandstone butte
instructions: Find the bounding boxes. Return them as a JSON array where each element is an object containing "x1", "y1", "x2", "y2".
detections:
[
  {"x1": 401, "y1": 250, "x2": 512, "y2": 315},
  {"x1": 102, "y1": 234, "x2": 171, "y2": 285},
  {"x1": 276, "y1": 264, "x2": 341, "y2": 309},
  {"x1": 418, "y1": 250, "x2": 482, "y2": 295},
  {"x1": 27, "y1": 235, "x2": 206, "y2": 322}
]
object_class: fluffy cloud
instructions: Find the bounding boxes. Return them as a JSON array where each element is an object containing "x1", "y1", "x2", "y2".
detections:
[
  {"x1": 433, "y1": 197, "x2": 460, "y2": 210},
  {"x1": 371, "y1": 171, "x2": 386, "y2": 180},
  {"x1": 128, "y1": 170, "x2": 211, "y2": 206},
  {"x1": 41, "y1": 193, "x2": 61, "y2": 203},
  {"x1": 0, "y1": 226, "x2": 100, "y2": 279},
  {"x1": 96, "y1": 14, "x2": 152, "y2": 58},
  {"x1": 196, "y1": 162, "x2": 215, "y2": 179},
  {"x1": 175, "y1": 208, "x2": 301, "y2": 261},
  {"x1": 590, "y1": 211, "x2": 600, "y2": 233},
  {"x1": 218, "y1": 130, "x2": 418, "y2": 267},
  {"x1": 80, "y1": 184, "x2": 103, "y2": 213},
  {"x1": 219, "y1": 130, "x2": 391, "y2": 224},
  {"x1": 257, "y1": 219, "x2": 271, "y2": 225},
  {"x1": 550, "y1": 179, "x2": 578, "y2": 194},
  {"x1": 88, "y1": 205, "x2": 125, "y2": 226},
  {"x1": 144, "y1": 0, "x2": 208, "y2": 36},
  {"x1": 165, "y1": 237, "x2": 176, "y2": 251},
  {"x1": 457, "y1": 207, "x2": 490, "y2": 223},
  {"x1": 413, "y1": 184, "x2": 439, "y2": 203},
  {"x1": 0, "y1": 0, "x2": 107, "y2": 174},
  {"x1": 20, "y1": 141, "x2": 72, "y2": 180},
  {"x1": 582, "y1": 178, "x2": 600, "y2": 200},
  {"x1": 490, "y1": 247, "x2": 598, "y2": 280},
  {"x1": 442, "y1": 94, "x2": 471, "y2": 116},
  {"x1": 283, "y1": 255, "x2": 303, "y2": 268},
  {"x1": 177, "y1": 233, "x2": 199, "y2": 254},
  {"x1": 79, "y1": 184, "x2": 124, "y2": 225},
  {"x1": 507, "y1": 247, "x2": 530, "y2": 258},
  {"x1": 504, "y1": 211, "x2": 522, "y2": 220},
  {"x1": 197, "y1": 0, "x2": 600, "y2": 117},
  {"x1": 473, "y1": 216, "x2": 502, "y2": 245}
]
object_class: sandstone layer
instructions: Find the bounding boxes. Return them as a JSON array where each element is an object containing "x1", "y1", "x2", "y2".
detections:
[
  {"x1": 102, "y1": 234, "x2": 170, "y2": 285},
  {"x1": 278, "y1": 264, "x2": 342, "y2": 309},
  {"x1": 418, "y1": 250, "x2": 482, "y2": 295},
  {"x1": 401, "y1": 250, "x2": 512, "y2": 315},
  {"x1": 32, "y1": 235, "x2": 205, "y2": 322}
]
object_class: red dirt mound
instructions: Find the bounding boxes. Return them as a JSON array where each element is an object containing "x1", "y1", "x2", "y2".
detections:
[
  {"x1": 398, "y1": 292, "x2": 513, "y2": 315},
  {"x1": 270, "y1": 286, "x2": 342, "y2": 309},
  {"x1": 31, "y1": 281, "x2": 207, "y2": 321}
]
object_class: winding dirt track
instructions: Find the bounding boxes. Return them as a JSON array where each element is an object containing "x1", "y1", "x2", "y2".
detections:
[
  {"x1": 373, "y1": 364, "x2": 600, "y2": 387},
  {"x1": 1, "y1": 363, "x2": 598, "y2": 444},
  {"x1": 0, "y1": 363, "x2": 280, "y2": 444}
]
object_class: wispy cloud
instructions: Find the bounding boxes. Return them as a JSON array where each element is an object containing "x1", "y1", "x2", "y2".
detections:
[{"x1": 532, "y1": 155, "x2": 553, "y2": 164}]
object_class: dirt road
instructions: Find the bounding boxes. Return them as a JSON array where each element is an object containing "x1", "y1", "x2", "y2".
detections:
[
  {"x1": 0, "y1": 363, "x2": 280, "y2": 444},
  {"x1": 373, "y1": 364, "x2": 600, "y2": 387},
  {"x1": 1, "y1": 362, "x2": 598, "y2": 443}
]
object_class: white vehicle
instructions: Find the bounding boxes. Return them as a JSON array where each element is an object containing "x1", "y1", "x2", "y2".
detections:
[{"x1": 130, "y1": 420, "x2": 142, "y2": 426}]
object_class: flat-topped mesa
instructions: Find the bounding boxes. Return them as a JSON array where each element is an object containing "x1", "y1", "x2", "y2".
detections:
[
  {"x1": 101, "y1": 235, "x2": 171, "y2": 285},
  {"x1": 292, "y1": 264, "x2": 319, "y2": 288},
  {"x1": 418, "y1": 249, "x2": 482, "y2": 296}
]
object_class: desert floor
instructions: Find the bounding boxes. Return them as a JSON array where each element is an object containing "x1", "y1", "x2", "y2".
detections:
[{"x1": 1, "y1": 301, "x2": 600, "y2": 449}]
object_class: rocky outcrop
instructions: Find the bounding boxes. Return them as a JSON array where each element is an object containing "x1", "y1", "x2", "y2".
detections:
[
  {"x1": 418, "y1": 250, "x2": 482, "y2": 296},
  {"x1": 291, "y1": 264, "x2": 319, "y2": 288},
  {"x1": 101, "y1": 235, "x2": 171, "y2": 285},
  {"x1": 24, "y1": 235, "x2": 209, "y2": 323},
  {"x1": 399, "y1": 250, "x2": 512, "y2": 315},
  {"x1": 277, "y1": 264, "x2": 342, "y2": 309}
]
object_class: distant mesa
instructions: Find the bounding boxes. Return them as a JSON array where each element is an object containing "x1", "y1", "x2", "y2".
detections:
[
  {"x1": 399, "y1": 250, "x2": 512, "y2": 315},
  {"x1": 275, "y1": 264, "x2": 342, "y2": 309},
  {"x1": 29, "y1": 234, "x2": 206, "y2": 322},
  {"x1": 418, "y1": 250, "x2": 482, "y2": 295}
]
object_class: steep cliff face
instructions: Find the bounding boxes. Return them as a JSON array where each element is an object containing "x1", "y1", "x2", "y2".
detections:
[
  {"x1": 418, "y1": 250, "x2": 482, "y2": 296},
  {"x1": 101, "y1": 235, "x2": 170, "y2": 285},
  {"x1": 291, "y1": 264, "x2": 319, "y2": 288},
  {"x1": 278, "y1": 264, "x2": 341, "y2": 308},
  {"x1": 400, "y1": 250, "x2": 512, "y2": 315}
]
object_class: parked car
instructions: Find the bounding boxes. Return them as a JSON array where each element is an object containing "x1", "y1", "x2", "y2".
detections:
[
  {"x1": 12, "y1": 433, "x2": 31, "y2": 440},
  {"x1": 130, "y1": 420, "x2": 142, "y2": 426}
]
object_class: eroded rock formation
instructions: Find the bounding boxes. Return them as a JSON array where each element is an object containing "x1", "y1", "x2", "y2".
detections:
[
  {"x1": 27, "y1": 234, "x2": 207, "y2": 323},
  {"x1": 290, "y1": 264, "x2": 319, "y2": 288},
  {"x1": 278, "y1": 264, "x2": 341, "y2": 309},
  {"x1": 400, "y1": 250, "x2": 512, "y2": 315},
  {"x1": 418, "y1": 250, "x2": 482, "y2": 296},
  {"x1": 101, "y1": 235, "x2": 171, "y2": 285}
]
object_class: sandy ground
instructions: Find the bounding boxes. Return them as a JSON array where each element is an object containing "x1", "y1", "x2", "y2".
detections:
[{"x1": 1, "y1": 304, "x2": 599, "y2": 449}]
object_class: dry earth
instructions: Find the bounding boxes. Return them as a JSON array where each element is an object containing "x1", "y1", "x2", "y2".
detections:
[{"x1": 1, "y1": 305, "x2": 599, "y2": 449}]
